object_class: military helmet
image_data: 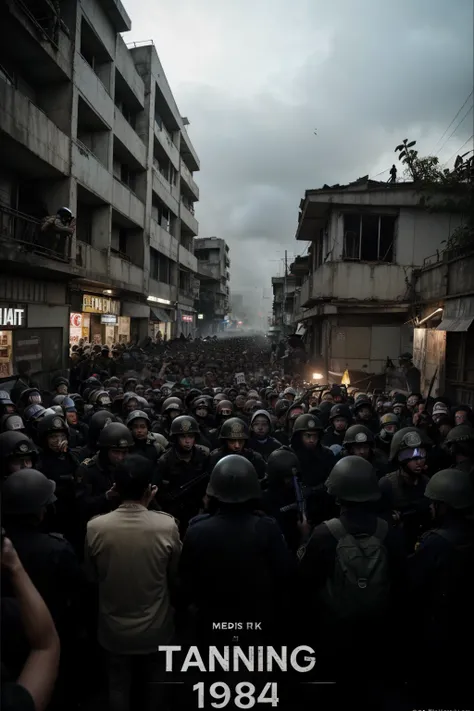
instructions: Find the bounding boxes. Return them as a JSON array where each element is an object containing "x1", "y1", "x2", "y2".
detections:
[
  {"x1": 216, "y1": 399, "x2": 233, "y2": 415},
  {"x1": 23, "y1": 404, "x2": 45, "y2": 422},
  {"x1": 275, "y1": 399, "x2": 291, "y2": 417},
  {"x1": 161, "y1": 396, "x2": 183, "y2": 414},
  {"x1": 18, "y1": 388, "x2": 42, "y2": 406},
  {"x1": 98, "y1": 422, "x2": 134, "y2": 449},
  {"x1": 444, "y1": 424, "x2": 474, "y2": 445},
  {"x1": 219, "y1": 417, "x2": 249, "y2": 440},
  {"x1": 380, "y1": 413, "x2": 400, "y2": 427},
  {"x1": 2, "y1": 469, "x2": 57, "y2": 515},
  {"x1": 89, "y1": 410, "x2": 116, "y2": 438},
  {"x1": 354, "y1": 397, "x2": 372, "y2": 412},
  {"x1": 343, "y1": 424, "x2": 374, "y2": 446},
  {"x1": 0, "y1": 390, "x2": 14, "y2": 406},
  {"x1": 292, "y1": 413, "x2": 323, "y2": 434},
  {"x1": 325, "y1": 455, "x2": 381, "y2": 503},
  {"x1": 37, "y1": 414, "x2": 68, "y2": 438},
  {"x1": 425, "y1": 468, "x2": 474, "y2": 510},
  {"x1": 192, "y1": 396, "x2": 211, "y2": 411},
  {"x1": 0, "y1": 414, "x2": 25, "y2": 432},
  {"x1": 329, "y1": 404, "x2": 351, "y2": 421},
  {"x1": 62, "y1": 396, "x2": 76, "y2": 413},
  {"x1": 284, "y1": 387, "x2": 296, "y2": 398},
  {"x1": 267, "y1": 446, "x2": 300, "y2": 482},
  {"x1": 389, "y1": 426, "x2": 428, "y2": 461},
  {"x1": 207, "y1": 454, "x2": 262, "y2": 503},
  {"x1": 125, "y1": 410, "x2": 150, "y2": 428},
  {"x1": 0, "y1": 431, "x2": 36, "y2": 459},
  {"x1": 53, "y1": 376, "x2": 69, "y2": 388},
  {"x1": 170, "y1": 415, "x2": 200, "y2": 437},
  {"x1": 52, "y1": 394, "x2": 66, "y2": 406}
]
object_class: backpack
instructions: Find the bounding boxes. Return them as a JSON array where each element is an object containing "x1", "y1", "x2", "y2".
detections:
[{"x1": 320, "y1": 517, "x2": 390, "y2": 621}]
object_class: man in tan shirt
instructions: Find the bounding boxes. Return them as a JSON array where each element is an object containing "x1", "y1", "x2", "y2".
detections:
[{"x1": 85, "y1": 454, "x2": 181, "y2": 711}]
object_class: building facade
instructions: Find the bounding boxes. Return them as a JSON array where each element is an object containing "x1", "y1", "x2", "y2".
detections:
[
  {"x1": 292, "y1": 178, "x2": 465, "y2": 382},
  {"x1": 194, "y1": 237, "x2": 230, "y2": 335},
  {"x1": 0, "y1": 0, "x2": 200, "y2": 382}
]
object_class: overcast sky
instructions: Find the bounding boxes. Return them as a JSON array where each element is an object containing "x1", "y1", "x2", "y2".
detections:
[{"x1": 126, "y1": 0, "x2": 473, "y2": 317}]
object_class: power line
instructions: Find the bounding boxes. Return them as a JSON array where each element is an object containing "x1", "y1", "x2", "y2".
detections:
[
  {"x1": 442, "y1": 134, "x2": 474, "y2": 168},
  {"x1": 436, "y1": 104, "x2": 473, "y2": 156},
  {"x1": 431, "y1": 90, "x2": 473, "y2": 153}
]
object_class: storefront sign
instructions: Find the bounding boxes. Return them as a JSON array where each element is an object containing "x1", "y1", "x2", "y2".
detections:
[
  {"x1": 0, "y1": 305, "x2": 27, "y2": 328},
  {"x1": 101, "y1": 314, "x2": 118, "y2": 325},
  {"x1": 82, "y1": 295, "x2": 120, "y2": 315},
  {"x1": 147, "y1": 295, "x2": 172, "y2": 305},
  {"x1": 182, "y1": 315, "x2": 193, "y2": 323},
  {"x1": 70, "y1": 312, "x2": 83, "y2": 344}
]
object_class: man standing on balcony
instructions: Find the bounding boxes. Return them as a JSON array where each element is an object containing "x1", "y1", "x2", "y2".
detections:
[{"x1": 40, "y1": 206, "x2": 75, "y2": 258}]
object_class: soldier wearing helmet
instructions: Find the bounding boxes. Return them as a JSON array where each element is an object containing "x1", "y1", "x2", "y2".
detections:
[
  {"x1": 0, "y1": 431, "x2": 37, "y2": 479},
  {"x1": 290, "y1": 414, "x2": 335, "y2": 489},
  {"x1": 0, "y1": 413, "x2": 26, "y2": 434},
  {"x1": 261, "y1": 447, "x2": 304, "y2": 552},
  {"x1": 125, "y1": 410, "x2": 165, "y2": 464},
  {"x1": 342, "y1": 424, "x2": 389, "y2": 480},
  {"x1": 61, "y1": 396, "x2": 88, "y2": 449},
  {"x1": 207, "y1": 417, "x2": 266, "y2": 481},
  {"x1": 353, "y1": 396, "x2": 379, "y2": 433},
  {"x1": 76, "y1": 410, "x2": 117, "y2": 463},
  {"x1": 76, "y1": 423, "x2": 134, "y2": 524},
  {"x1": 179, "y1": 455, "x2": 293, "y2": 643},
  {"x1": 406, "y1": 469, "x2": 474, "y2": 686},
  {"x1": 0, "y1": 390, "x2": 16, "y2": 416},
  {"x1": 207, "y1": 400, "x2": 234, "y2": 450},
  {"x1": 275, "y1": 401, "x2": 307, "y2": 447},
  {"x1": 379, "y1": 427, "x2": 432, "y2": 549},
  {"x1": 375, "y1": 413, "x2": 400, "y2": 456},
  {"x1": 322, "y1": 404, "x2": 352, "y2": 448},
  {"x1": 443, "y1": 424, "x2": 474, "y2": 480},
  {"x1": 248, "y1": 410, "x2": 281, "y2": 461},
  {"x1": 298, "y1": 455, "x2": 404, "y2": 666},
  {"x1": 52, "y1": 376, "x2": 69, "y2": 397},
  {"x1": 2, "y1": 468, "x2": 85, "y2": 634},
  {"x1": 154, "y1": 415, "x2": 209, "y2": 533},
  {"x1": 155, "y1": 397, "x2": 184, "y2": 439},
  {"x1": 190, "y1": 395, "x2": 215, "y2": 442}
]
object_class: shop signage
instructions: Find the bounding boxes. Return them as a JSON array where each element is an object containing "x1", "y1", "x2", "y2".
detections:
[
  {"x1": 0, "y1": 305, "x2": 27, "y2": 329},
  {"x1": 182, "y1": 315, "x2": 193, "y2": 323},
  {"x1": 101, "y1": 314, "x2": 118, "y2": 325},
  {"x1": 70, "y1": 312, "x2": 83, "y2": 345},
  {"x1": 82, "y1": 295, "x2": 120, "y2": 315}
]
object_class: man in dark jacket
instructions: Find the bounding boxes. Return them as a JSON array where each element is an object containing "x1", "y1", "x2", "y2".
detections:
[
  {"x1": 248, "y1": 409, "x2": 281, "y2": 461},
  {"x1": 207, "y1": 417, "x2": 266, "y2": 480}
]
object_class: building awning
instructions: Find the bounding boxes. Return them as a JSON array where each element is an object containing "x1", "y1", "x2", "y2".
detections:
[
  {"x1": 121, "y1": 302, "x2": 150, "y2": 319},
  {"x1": 295, "y1": 323, "x2": 307, "y2": 337},
  {"x1": 436, "y1": 317, "x2": 474, "y2": 332},
  {"x1": 150, "y1": 307, "x2": 173, "y2": 323}
]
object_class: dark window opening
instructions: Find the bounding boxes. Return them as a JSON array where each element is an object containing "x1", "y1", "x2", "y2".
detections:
[{"x1": 343, "y1": 213, "x2": 396, "y2": 262}]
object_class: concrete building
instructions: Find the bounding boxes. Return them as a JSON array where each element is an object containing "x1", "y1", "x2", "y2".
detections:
[
  {"x1": 293, "y1": 177, "x2": 465, "y2": 382},
  {"x1": 0, "y1": 0, "x2": 200, "y2": 383},
  {"x1": 271, "y1": 255, "x2": 309, "y2": 338},
  {"x1": 194, "y1": 237, "x2": 230, "y2": 335},
  {"x1": 412, "y1": 245, "x2": 474, "y2": 404}
]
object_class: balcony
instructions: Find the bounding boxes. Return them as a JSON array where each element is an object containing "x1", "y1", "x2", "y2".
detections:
[
  {"x1": 148, "y1": 278, "x2": 177, "y2": 304},
  {"x1": 0, "y1": 204, "x2": 71, "y2": 264},
  {"x1": 150, "y1": 218, "x2": 178, "y2": 261},
  {"x1": 154, "y1": 121, "x2": 180, "y2": 170},
  {"x1": 114, "y1": 109, "x2": 146, "y2": 168},
  {"x1": 76, "y1": 241, "x2": 108, "y2": 275},
  {"x1": 180, "y1": 162, "x2": 199, "y2": 200},
  {"x1": 0, "y1": 80, "x2": 70, "y2": 175},
  {"x1": 180, "y1": 201, "x2": 199, "y2": 236},
  {"x1": 72, "y1": 141, "x2": 112, "y2": 203},
  {"x1": 179, "y1": 245, "x2": 198, "y2": 272},
  {"x1": 112, "y1": 179, "x2": 145, "y2": 227},
  {"x1": 76, "y1": 54, "x2": 114, "y2": 127},
  {"x1": 152, "y1": 165, "x2": 179, "y2": 215},
  {"x1": 115, "y1": 36, "x2": 145, "y2": 108},
  {"x1": 300, "y1": 262, "x2": 410, "y2": 307},
  {"x1": 178, "y1": 290, "x2": 195, "y2": 307},
  {"x1": 110, "y1": 254, "x2": 144, "y2": 292}
]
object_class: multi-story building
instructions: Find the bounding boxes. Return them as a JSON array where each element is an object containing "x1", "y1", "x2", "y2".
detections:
[
  {"x1": 0, "y1": 0, "x2": 200, "y2": 383},
  {"x1": 293, "y1": 177, "x2": 465, "y2": 381},
  {"x1": 271, "y1": 255, "x2": 309, "y2": 338},
  {"x1": 194, "y1": 237, "x2": 230, "y2": 335}
]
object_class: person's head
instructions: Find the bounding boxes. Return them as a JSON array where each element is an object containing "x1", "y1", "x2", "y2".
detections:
[
  {"x1": 432, "y1": 401, "x2": 449, "y2": 424},
  {"x1": 114, "y1": 455, "x2": 155, "y2": 503},
  {"x1": 454, "y1": 406, "x2": 471, "y2": 427},
  {"x1": 407, "y1": 393, "x2": 421, "y2": 412},
  {"x1": 343, "y1": 425, "x2": 374, "y2": 460},
  {"x1": 378, "y1": 413, "x2": 400, "y2": 442},
  {"x1": 220, "y1": 417, "x2": 249, "y2": 453},
  {"x1": 250, "y1": 411, "x2": 272, "y2": 440},
  {"x1": 0, "y1": 431, "x2": 37, "y2": 475},
  {"x1": 123, "y1": 393, "x2": 139, "y2": 414},
  {"x1": 329, "y1": 404, "x2": 351, "y2": 433},
  {"x1": 325, "y1": 456, "x2": 381, "y2": 507},
  {"x1": 206, "y1": 455, "x2": 261, "y2": 508},
  {"x1": 192, "y1": 397, "x2": 210, "y2": 420},
  {"x1": 291, "y1": 414, "x2": 323, "y2": 450},
  {"x1": 126, "y1": 410, "x2": 150, "y2": 441},
  {"x1": 98, "y1": 423, "x2": 134, "y2": 467},
  {"x1": 170, "y1": 416, "x2": 199, "y2": 453},
  {"x1": 443, "y1": 425, "x2": 474, "y2": 462},
  {"x1": 162, "y1": 397, "x2": 183, "y2": 421},
  {"x1": 425, "y1": 468, "x2": 474, "y2": 523},
  {"x1": 2, "y1": 469, "x2": 57, "y2": 525},
  {"x1": 37, "y1": 414, "x2": 68, "y2": 453},
  {"x1": 57, "y1": 206, "x2": 73, "y2": 225},
  {"x1": 390, "y1": 428, "x2": 427, "y2": 478}
]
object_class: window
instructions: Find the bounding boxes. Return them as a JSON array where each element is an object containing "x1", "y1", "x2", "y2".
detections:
[
  {"x1": 343, "y1": 213, "x2": 396, "y2": 262},
  {"x1": 150, "y1": 248, "x2": 172, "y2": 283}
]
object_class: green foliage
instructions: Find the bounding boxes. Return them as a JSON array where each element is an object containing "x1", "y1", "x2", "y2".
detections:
[{"x1": 394, "y1": 138, "x2": 474, "y2": 251}]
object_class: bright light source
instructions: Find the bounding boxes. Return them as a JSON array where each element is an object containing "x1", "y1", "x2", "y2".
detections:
[
  {"x1": 312, "y1": 372, "x2": 323, "y2": 380},
  {"x1": 238, "y1": 321, "x2": 243, "y2": 325},
  {"x1": 198, "y1": 314, "x2": 204, "y2": 320},
  {"x1": 103, "y1": 289, "x2": 113, "y2": 295},
  {"x1": 341, "y1": 369, "x2": 351, "y2": 386},
  {"x1": 147, "y1": 295, "x2": 172, "y2": 305}
]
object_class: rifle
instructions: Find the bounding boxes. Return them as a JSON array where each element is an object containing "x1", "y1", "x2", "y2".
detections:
[
  {"x1": 161, "y1": 471, "x2": 210, "y2": 503},
  {"x1": 292, "y1": 472, "x2": 306, "y2": 522}
]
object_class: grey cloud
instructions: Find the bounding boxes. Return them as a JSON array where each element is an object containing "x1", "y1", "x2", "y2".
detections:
[{"x1": 175, "y1": 0, "x2": 473, "y2": 298}]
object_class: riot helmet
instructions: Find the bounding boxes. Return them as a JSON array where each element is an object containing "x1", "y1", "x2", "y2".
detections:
[
  {"x1": 325, "y1": 456, "x2": 381, "y2": 503},
  {"x1": 2, "y1": 469, "x2": 57, "y2": 516},
  {"x1": 207, "y1": 455, "x2": 261, "y2": 504}
]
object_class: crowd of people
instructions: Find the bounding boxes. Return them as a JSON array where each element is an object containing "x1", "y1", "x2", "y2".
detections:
[{"x1": 1, "y1": 334, "x2": 473, "y2": 710}]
